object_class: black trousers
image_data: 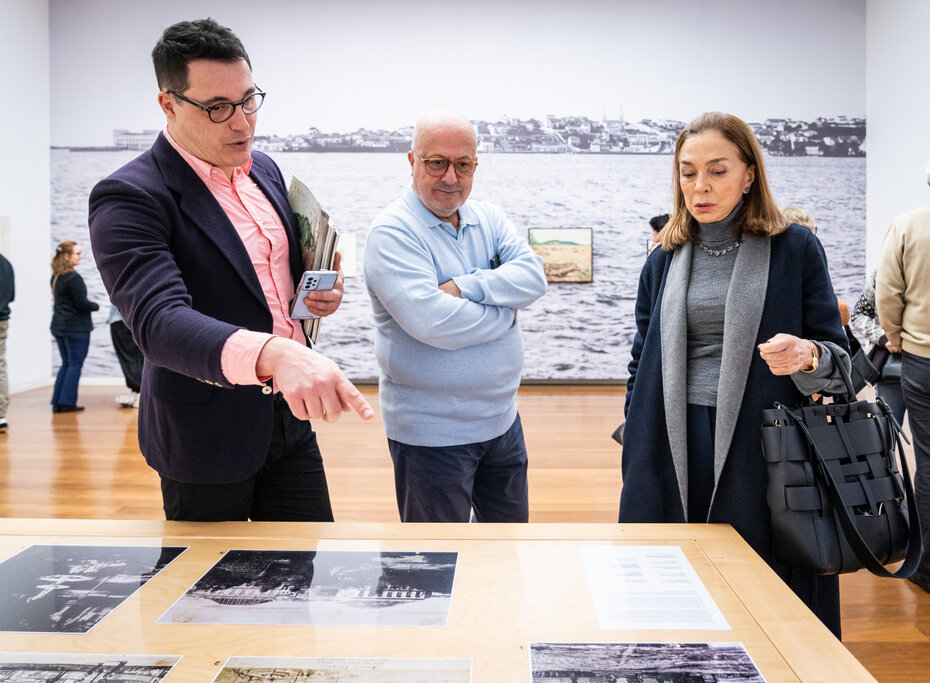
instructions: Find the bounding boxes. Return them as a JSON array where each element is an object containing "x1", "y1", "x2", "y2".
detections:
[
  {"x1": 159, "y1": 394, "x2": 333, "y2": 522},
  {"x1": 110, "y1": 320, "x2": 143, "y2": 392}
]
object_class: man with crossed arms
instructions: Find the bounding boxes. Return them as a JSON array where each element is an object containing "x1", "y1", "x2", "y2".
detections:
[{"x1": 365, "y1": 110, "x2": 547, "y2": 523}]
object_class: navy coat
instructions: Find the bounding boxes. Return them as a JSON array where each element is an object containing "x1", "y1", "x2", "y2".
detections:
[
  {"x1": 619, "y1": 224, "x2": 849, "y2": 634},
  {"x1": 88, "y1": 133, "x2": 304, "y2": 484}
]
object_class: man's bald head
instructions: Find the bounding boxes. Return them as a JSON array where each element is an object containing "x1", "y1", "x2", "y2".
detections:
[{"x1": 412, "y1": 110, "x2": 477, "y2": 153}]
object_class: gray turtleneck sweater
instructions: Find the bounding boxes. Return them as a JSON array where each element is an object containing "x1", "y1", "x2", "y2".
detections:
[
  {"x1": 685, "y1": 209, "x2": 836, "y2": 406},
  {"x1": 686, "y1": 209, "x2": 741, "y2": 405}
]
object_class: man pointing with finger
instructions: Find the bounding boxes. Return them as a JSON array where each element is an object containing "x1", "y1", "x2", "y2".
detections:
[{"x1": 89, "y1": 18, "x2": 372, "y2": 522}]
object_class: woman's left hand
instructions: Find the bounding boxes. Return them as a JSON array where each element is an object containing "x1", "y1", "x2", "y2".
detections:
[{"x1": 758, "y1": 333, "x2": 818, "y2": 375}]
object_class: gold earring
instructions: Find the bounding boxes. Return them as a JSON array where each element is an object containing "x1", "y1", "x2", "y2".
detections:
[{"x1": 743, "y1": 186, "x2": 750, "y2": 194}]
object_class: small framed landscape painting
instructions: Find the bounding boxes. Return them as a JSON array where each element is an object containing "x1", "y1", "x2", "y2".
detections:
[{"x1": 528, "y1": 227, "x2": 593, "y2": 283}]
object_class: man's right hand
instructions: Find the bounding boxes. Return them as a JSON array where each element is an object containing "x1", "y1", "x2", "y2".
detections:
[{"x1": 256, "y1": 337, "x2": 374, "y2": 423}]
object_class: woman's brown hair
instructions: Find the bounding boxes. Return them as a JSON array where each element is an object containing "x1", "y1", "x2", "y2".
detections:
[
  {"x1": 51, "y1": 241, "x2": 78, "y2": 277},
  {"x1": 660, "y1": 111, "x2": 785, "y2": 250}
]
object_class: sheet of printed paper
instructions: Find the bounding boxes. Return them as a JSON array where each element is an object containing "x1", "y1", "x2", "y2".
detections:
[{"x1": 581, "y1": 545, "x2": 730, "y2": 630}]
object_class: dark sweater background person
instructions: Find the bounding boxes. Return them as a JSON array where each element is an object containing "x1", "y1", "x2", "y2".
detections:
[
  {"x1": 50, "y1": 241, "x2": 98, "y2": 413},
  {"x1": 0, "y1": 252, "x2": 13, "y2": 431}
]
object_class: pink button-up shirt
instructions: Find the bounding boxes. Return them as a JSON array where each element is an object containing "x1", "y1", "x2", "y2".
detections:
[{"x1": 165, "y1": 130, "x2": 304, "y2": 386}]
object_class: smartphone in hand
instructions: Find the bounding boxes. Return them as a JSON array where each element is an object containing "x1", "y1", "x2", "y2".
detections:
[{"x1": 290, "y1": 270, "x2": 338, "y2": 319}]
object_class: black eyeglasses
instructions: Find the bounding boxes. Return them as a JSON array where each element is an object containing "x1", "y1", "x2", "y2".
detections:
[
  {"x1": 413, "y1": 153, "x2": 478, "y2": 177},
  {"x1": 167, "y1": 88, "x2": 266, "y2": 123}
]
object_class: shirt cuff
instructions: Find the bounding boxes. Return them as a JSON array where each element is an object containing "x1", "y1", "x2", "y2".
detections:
[{"x1": 221, "y1": 329, "x2": 275, "y2": 385}]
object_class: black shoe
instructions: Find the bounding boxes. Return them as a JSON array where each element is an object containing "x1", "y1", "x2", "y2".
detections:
[
  {"x1": 53, "y1": 405, "x2": 85, "y2": 414},
  {"x1": 0, "y1": 418, "x2": 7, "y2": 432}
]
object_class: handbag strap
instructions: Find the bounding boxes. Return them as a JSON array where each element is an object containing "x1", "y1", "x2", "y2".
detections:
[
  {"x1": 778, "y1": 402, "x2": 922, "y2": 578},
  {"x1": 834, "y1": 350, "x2": 858, "y2": 401}
]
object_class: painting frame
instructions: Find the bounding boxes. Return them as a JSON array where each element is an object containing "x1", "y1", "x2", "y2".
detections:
[{"x1": 528, "y1": 227, "x2": 594, "y2": 284}]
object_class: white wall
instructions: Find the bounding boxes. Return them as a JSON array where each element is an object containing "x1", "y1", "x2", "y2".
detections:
[
  {"x1": 0, "y1": 0, "x2": 921, "y2": 391},
  {"x1": 866, "y1": 0, "x2": 930, "y2": 271},
  {"x1": 0, "y1": 0, "x2": 52, "y2": 392}
]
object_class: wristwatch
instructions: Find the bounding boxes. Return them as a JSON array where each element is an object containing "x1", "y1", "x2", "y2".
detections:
[{"x1": 800, "y1": 340, "x2": 819, "y2": 373}]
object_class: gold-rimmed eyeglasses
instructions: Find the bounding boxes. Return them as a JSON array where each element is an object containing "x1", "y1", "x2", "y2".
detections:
[
  {"x1": 413, "y1": 153, "x2": 478, "y2": 177},
  {"x1": 166, "y1": 88, "x2": 266, "y2": 123}
]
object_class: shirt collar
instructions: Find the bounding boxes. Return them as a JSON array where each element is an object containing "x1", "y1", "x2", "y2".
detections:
[
  {"x1": 402, "y1": 186, "x2": 478, "y2": 230},
  {"x1": 163, "y1": 126, "x2": 253, "y2": 188}
]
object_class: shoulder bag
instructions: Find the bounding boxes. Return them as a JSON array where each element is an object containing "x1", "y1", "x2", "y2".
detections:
[{"x1": 761, "y1": 359, "x2": 921, "y2": 576}]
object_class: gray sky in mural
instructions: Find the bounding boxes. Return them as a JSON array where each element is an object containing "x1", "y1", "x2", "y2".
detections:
[{"x1": 50, "y1": 0, "x2": 865, "y2": 146}]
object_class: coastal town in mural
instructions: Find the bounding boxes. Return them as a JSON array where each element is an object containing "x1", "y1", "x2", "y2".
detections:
[{"x1": 97, "y1": 114, "x2": 865, "y2": 157}]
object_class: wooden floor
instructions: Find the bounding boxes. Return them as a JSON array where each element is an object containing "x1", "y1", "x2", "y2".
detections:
[{"x1": 1, "y1": 383, "x2": 928, "y2": 681}]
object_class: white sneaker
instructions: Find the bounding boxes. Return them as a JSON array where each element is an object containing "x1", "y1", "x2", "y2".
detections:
[
  {"x1": 130, "y1": 392, "x2": 140, "y2": 408},
  {"x1": 115, "y1": 393, "x2": 136, "y2": 407}
]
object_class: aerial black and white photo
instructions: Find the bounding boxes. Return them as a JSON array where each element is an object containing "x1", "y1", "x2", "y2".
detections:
[
  {"x1": 0, "y1": 544, "x2": 186, "y2": 634},
  {"x1": 0, "y1": 653, "x2": 181, "y2": 682},
  {"x1": 213, "y1": 656, "x2": 471, "y2": 682},
  {"x1": 48, "y1": 0, "x2": 865, "y2": 381},
  {"x1": 530, "y1": 642, "x2": 766, "y2": 682},
  {"x1": 158, "y1": 549, "x2": 457, "y2": 627}
]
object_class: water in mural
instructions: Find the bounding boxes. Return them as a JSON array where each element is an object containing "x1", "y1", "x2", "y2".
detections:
[{"x1": 51, "y1": 149, "x2": 865, "y2": 381}]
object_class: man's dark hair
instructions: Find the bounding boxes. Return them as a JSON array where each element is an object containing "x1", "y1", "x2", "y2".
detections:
[
  {"x1": 649, "y1": 214, "x2": 670, "y2": 232},
  {"x1": 152, "y1": 18, "x2": 251, "y2": 93}
]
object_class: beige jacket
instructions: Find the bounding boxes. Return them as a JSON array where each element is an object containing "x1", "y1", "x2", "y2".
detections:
[{"x1": 877, "y1": 205, "x2": 930, "y2": 358}]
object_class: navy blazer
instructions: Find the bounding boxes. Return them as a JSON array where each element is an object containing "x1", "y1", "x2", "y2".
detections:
[
  {"x1": 88, "y1": 133, "x2": 304, "y2": 484},
  {"x1": 620, "y1": 226, "x2": 848, "y2": 556}
]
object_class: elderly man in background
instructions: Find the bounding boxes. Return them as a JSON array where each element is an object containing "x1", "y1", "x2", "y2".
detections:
[
  {"x1": 877, "y1": 162, "x2": 930, "y2": 592},
  {"x1": 364, "y1": 110, "x2": 547, "y2": 523}
]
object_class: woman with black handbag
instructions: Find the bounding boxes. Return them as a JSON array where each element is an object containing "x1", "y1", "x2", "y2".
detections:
[
  {"x1": 616, "y1": 112, "x2": 851, "y2": 637},
  {"x1": 851, "y1": 269, "x2": 907, "y2": 424}
]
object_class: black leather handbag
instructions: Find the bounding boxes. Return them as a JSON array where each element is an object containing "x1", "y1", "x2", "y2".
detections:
[{"x1": 761, "y1": 359, "x2": 921, "y2": 577}]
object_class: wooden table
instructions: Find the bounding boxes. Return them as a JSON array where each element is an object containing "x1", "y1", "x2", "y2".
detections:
[{"x1": 0, "y1": 519, "x2": 875, "y2": 681}]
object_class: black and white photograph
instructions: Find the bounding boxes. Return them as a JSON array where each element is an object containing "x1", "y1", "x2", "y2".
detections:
[
  {"x1": 529, "y1": 642, "x2": 766, "y2": 682},
  {"x1": 158, "y1": 549, "x2": 457, "y2": 627},
  {"x1": 213, "y1": 656, "x2": 472, "y2": 682},
  {"x1": 0, "y1": 544, "x2": 187, "y2": 634},
  {"x1": 48, "y1": 0, "x2": 865, "y2": 382},
  {"x1": 0, "y1": 653, "x2": 181, "y2": 682}
]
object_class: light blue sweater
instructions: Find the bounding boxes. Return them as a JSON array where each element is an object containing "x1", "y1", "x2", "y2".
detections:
[{"x1": 364, "y1": 187, "x2": 547, "y2": 446}]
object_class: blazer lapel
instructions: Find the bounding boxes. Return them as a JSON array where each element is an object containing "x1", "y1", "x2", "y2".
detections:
[
  {"x1": 711, "y1": 235, "x2": 770, "y2": 495},
  {"x1": 153, "y1": 135, "x2": 268, "y2": 309},
  {"x1": 660, "y1": 242, "x2": 692, "y2": 518}
]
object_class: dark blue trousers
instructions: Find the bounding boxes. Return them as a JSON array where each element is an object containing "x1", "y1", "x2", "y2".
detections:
[
  {"x1": 51, "y1": 331, "x2": 90, "y2": 407},
  {"x1": 388, "y1": 414, "x2": 529, "y2": 523},
  {"x1": 902, "y1": 351, "x2": 930, "y2": 587}
]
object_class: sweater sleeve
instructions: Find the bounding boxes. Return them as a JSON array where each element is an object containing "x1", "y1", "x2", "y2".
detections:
[
  {"x1": 452, "y1": 205, "x2": 548, "y2": 309},
  {"x1": 364, "y1": 223, "x2": 518, "y2": 351},
  {"x1": 68, "y1": 273, "x2": 99, "y2": 313},
  {"x1": 876, "y1": 221, "x2": 906, "y2": 348}
]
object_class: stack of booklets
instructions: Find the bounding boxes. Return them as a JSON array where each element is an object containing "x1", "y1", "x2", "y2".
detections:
[{"x1": 287, "y1": 176, "x2": 340, "y2": 344}]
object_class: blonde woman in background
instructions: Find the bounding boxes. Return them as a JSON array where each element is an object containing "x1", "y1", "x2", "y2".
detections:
[{"x1": 50, "y1": 241, "x2": 98, "y2": 413}]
